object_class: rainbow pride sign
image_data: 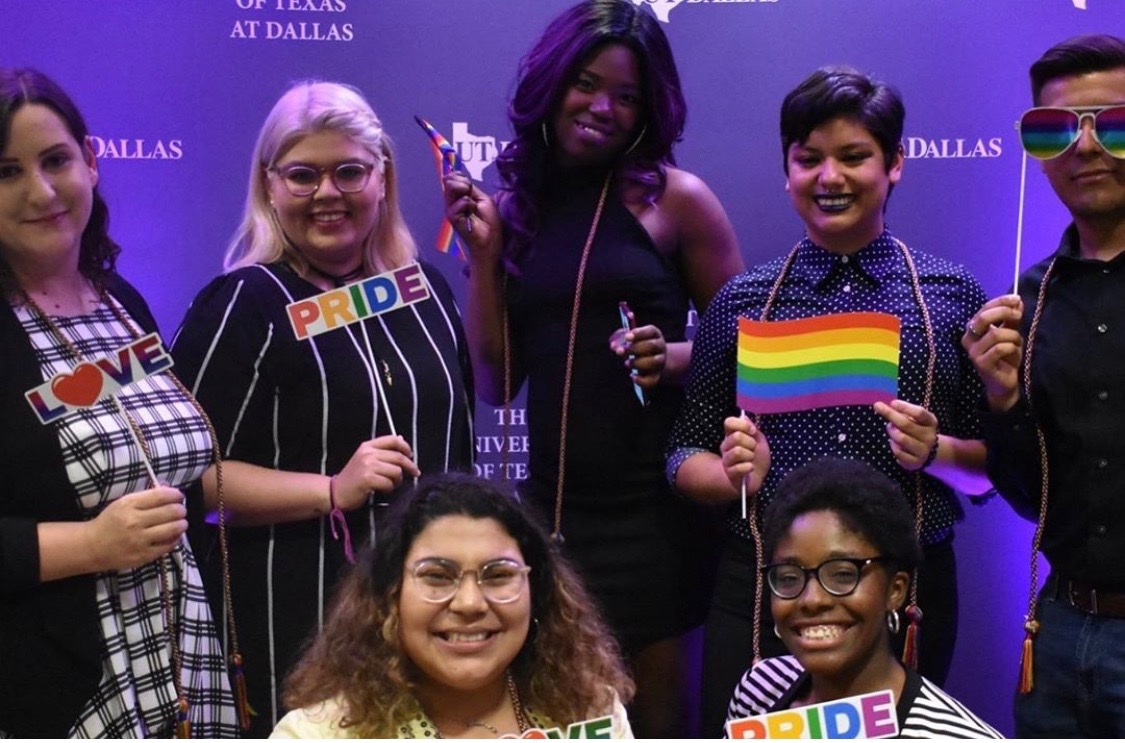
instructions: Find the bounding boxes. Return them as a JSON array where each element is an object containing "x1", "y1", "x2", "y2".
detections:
[
  {"x1": 736, "y1": 312, "x2": 900, "y2": 415},
  {"x1": 286, "y1": 263, "x2": 430, "y2": 341},
  {"x1": 25, "y1": 333, "x2": 174, "y2": 424},
  {"x1": 725, "y1": 690, "x2": 898, "y2": 739}
]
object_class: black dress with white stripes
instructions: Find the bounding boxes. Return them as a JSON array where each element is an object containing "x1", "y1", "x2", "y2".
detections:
[{"x1": 171, "y1": 261, "x2": 474, "y2": 736}]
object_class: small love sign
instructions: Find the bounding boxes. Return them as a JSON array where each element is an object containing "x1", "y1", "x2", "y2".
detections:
[{"x1": 25, "y1": 332, "x2": 174, "y2": 424}]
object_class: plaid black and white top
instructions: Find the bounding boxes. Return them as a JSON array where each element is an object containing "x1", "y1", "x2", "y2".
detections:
[
  {"x1": 15, "y1": 297, "x2": 237, "y2": 738},
  {"x1": 725, "y1": 655, "x2": 1002, "y2": 739}
]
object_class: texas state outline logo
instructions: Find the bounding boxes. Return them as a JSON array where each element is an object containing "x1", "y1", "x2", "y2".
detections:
[{"x1": 630, "y1": 0, "x2": 686, "y2": 23}]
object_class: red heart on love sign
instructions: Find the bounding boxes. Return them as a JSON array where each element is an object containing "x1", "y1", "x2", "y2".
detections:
[{"x1": 50, "y1": 362, "x2": 105, "y2": 407}]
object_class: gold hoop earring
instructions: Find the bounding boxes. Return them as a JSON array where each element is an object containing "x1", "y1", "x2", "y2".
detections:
[{"x1": 623, "y1": 124, "x2": 647, "y2": 157}]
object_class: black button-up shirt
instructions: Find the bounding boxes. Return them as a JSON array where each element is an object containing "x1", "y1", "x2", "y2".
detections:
[{"x1": 985, "y1": 225, "x2": 1125, "y2": 587}]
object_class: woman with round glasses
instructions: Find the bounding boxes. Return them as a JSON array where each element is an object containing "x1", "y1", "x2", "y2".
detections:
[
  {"x1": 172, "y1": 80, "x2": 474, "y2": 736},
  {"x1": 271, "y1": 473, "x2": 633, "y2": 738},
  {"x1": 725, "y1": 458, "x2": 1000, "y2": 738}
]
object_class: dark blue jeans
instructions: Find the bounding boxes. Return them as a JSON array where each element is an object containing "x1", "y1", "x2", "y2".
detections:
[{"x1": 1015, "y1": 595, "x2": 1125, "y2": 737}]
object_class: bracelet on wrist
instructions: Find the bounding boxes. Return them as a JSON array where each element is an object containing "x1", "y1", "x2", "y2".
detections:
[
  {"x1": 327, "y1": 475, "x2": 356, "y2": 564},
  {"x1": 922, "y1": 435, "x2": 940, "y2": 471}
]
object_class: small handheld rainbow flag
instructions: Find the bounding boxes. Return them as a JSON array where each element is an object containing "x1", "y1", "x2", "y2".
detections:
[
  {"x1": 736, "y1": 312, "x2": 900, "y2": 415},
  {"x1": 414, "y1": 115, "x2": 469, "y2": 261}
]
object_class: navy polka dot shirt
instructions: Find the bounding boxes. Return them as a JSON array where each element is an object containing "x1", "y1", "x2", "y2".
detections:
[{"x1": 667, "y1": 231, "x2": 988, "y2": 545}]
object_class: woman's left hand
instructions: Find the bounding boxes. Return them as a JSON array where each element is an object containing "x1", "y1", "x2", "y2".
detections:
[
  {"x1": 609, "y1": 322, "x2": 666, "y2": 388},
  {"x1": 874, "y1": 399, "x2": 939, "y2": 472}
]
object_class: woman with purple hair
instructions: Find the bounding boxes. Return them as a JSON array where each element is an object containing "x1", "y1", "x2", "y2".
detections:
[{"x1": 443, "y1": 0, "x2": 742, "y2": 735}]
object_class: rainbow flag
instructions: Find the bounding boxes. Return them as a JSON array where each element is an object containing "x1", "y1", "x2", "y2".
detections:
[
  {"x1": 414, "y1": 115, "x2": 469, "y2": 261},
  {"x1": 736, "y1": 312, "x2": 900, "y2": 414}
]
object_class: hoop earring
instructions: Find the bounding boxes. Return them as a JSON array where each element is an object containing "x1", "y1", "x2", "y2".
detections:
[
  {"x1": 773, "y1": 623, "x2": 782, "y2": 639},
  {"x1": 623, "y1": 124, "x2": 647, "y2": 157},
  {"x1": 541, "y1": 121, "x2": 550, "y2": 148},
  {"x1": 886, "y1": 610, "x2": 901, "y2": 635}
]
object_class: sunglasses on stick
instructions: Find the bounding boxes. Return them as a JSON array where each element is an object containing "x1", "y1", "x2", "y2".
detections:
[{"x1": 1018, "y1": 104, "x2": 1125, "y2": 160}]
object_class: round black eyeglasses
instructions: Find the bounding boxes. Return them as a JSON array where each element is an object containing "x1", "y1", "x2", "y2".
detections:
[{"x1": 762, "y1": 556, "x2": 894, "y2": 600}]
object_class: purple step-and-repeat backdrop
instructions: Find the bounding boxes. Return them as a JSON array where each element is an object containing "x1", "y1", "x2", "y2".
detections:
[{"x1": 6, "y1": 0, "x2": 1115, "y2": 734}]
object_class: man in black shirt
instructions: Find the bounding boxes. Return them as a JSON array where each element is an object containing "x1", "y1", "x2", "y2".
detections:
[{"x1": 963, "y1": 34, "x2": 1125, "y2": 737}]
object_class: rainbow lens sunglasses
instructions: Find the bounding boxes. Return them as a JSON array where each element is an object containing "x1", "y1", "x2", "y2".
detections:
[{"x1": 1018, "y1": 105, "x2": 1125, "y2": 160}]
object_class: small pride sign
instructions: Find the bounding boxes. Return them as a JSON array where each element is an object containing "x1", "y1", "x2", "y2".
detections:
[
  {"x1": 25, "y1": 332, "x2": 174, "y2": 424},
  {"x1": 725, "y1": 690, "x2": 898, "y2": 739},
  {"x1": 286, "y1": 263, "x2": 430, "y2": 341}
]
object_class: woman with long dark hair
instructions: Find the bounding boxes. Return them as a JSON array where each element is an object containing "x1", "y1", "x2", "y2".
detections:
[
  {"x1": 443, "y1": 1, "x2": 743, "y2": 734},
  {"x1": 0, "y1": 68, "x2": 236, "y2": 737}
]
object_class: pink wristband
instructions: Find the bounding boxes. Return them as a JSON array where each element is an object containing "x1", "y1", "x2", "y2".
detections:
[{"x1": 327, "y1": 475, "x2": 356, "y2": 564}]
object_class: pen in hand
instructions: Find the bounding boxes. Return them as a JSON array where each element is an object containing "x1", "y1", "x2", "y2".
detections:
[{"x1": 619, "y1": 301, "x2": 647, "y2": 407}]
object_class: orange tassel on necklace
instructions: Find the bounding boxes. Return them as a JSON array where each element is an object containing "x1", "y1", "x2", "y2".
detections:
[
  {"x1": 1019, "y1": 619, "x2": 1040, "y2": 694},
  {"x1": 901, "y1": 604, "x2": 923, "y2": 670},
  {"x1": 175, "y1": 696, "x2": 191, "y2": 739},
  {"x1": 231, "y1": 652, "x2": 255, "y2": 730}
]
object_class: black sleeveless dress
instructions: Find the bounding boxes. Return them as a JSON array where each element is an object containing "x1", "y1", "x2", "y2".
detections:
[{"x1": 508, "y1": 172, "x2": 715, "y2": 653}]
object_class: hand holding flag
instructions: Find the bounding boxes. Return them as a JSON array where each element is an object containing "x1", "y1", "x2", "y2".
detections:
[
  {"x1": 414, "y1": 115, "x2": 471, "y2": 259},
  {"x1": 720, "y1": 413, "x2": 769, "y2": 518}
]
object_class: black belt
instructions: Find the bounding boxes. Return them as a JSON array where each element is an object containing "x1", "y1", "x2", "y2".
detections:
[{"x1": 1046, "y1": 574, "x2": 1125, "y2": 618}]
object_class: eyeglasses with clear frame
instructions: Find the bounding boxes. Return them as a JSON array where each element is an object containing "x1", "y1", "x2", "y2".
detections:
[
  {"x1": 268, "y1": 161, "x2": 377, "y2": 197},
  {"x1": 409, "y1": 557, "x2": 531, "y2": 604},
  {"x1": 762, "y1": 556, "x2": 894, "y2": 600}
]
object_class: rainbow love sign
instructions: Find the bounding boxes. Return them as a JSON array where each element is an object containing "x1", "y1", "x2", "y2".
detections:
[
  {"x1": 725, "y1": 690, "x2": 898, "y2": 739},
  {"x1": 25, "y1": 332, "x2": 174, "y2": 425},
  {"x1": 286, "y1": 263, "x2": 430, "y2": 341},
  {"x1": 500, "y1": 715, "x2": 615, "y2": 739}
]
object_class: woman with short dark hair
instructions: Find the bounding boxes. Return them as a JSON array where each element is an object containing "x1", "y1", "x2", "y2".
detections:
[{"x1": 726, "y1": 458, "x2": 1000, "y2": 738}]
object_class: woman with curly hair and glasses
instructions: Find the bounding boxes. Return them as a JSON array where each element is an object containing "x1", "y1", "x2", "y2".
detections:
[{"x1": 271, "y1": 473, "x2": 633, "y2": 738}]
